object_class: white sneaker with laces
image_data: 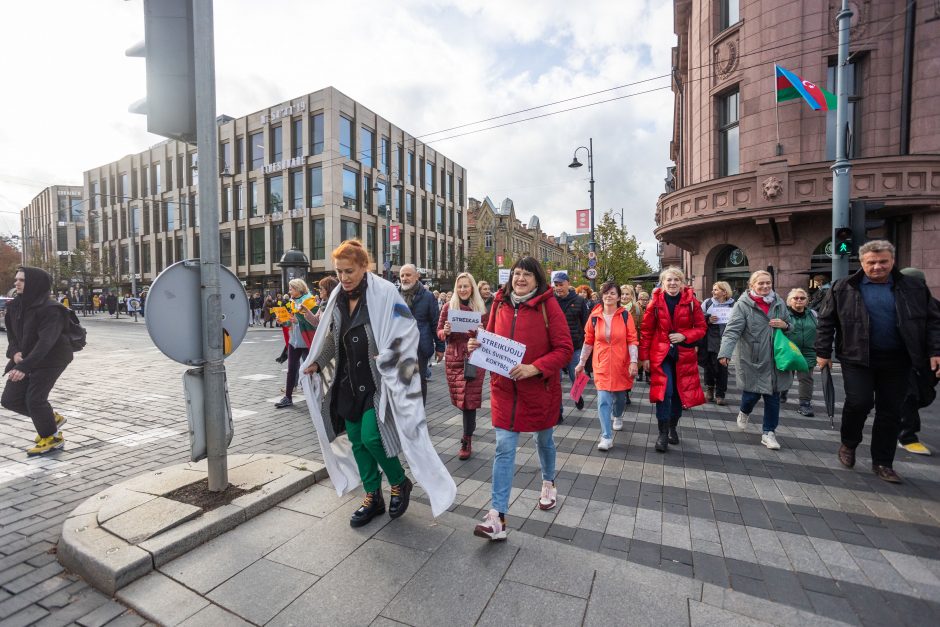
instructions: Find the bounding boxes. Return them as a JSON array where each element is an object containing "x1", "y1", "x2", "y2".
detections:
[
  {"x1": 761, "y1": 432, "x2": 781, "y2": 450},
  {"x1": 538, "y1": 480, "x2": 557, "y2": 510},
  {"x1": 473, "y1": 508, "x2": 507, "y2": 541},
  {"x1": 613, "y1": 417, "x2": 623, "y2": 431},
  {"x1": 736, "y1": 411, "x2": 750, "y2": 430},
  {"x1": 598, "y1": 437, "x2": 613, "y2": 451}
]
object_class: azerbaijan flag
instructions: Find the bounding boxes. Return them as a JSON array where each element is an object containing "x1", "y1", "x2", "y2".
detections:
[{"x1": 775, "y1": 64, "x2": 837, "y2": 111}]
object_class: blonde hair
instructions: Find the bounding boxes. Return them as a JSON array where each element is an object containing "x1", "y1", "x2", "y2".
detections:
[
  {"x1": 786, "y1": 287, "x2": 809, "y2": 304},
  {"x1": 659, "y1": 266, "x2": 685, "y2": 284},
  {"x1": 712, "y1": 281, "x2": 732, "y2": 299},
  {"x1": 449, "y1": 272, "x2": 486, "y2": 313},
  {"x1": 288, "y1": 278, "x2": 309, "y2": 295},
  {"x1": 748, "y1": 270, "x2": 772, "y2": 287},
  {"x1": 620, "y1": 284, "x2": 635, "y2": 301}
]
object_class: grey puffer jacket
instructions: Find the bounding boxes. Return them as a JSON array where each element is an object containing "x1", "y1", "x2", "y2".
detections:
[{"x1": 717, "y1": 293, "x2": 793, "y2": 395}]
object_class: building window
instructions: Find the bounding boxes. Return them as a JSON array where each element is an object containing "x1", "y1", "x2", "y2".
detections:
[
  {"x1": 132, "y1": 204, "x2": 142, "y2": 234},
  {"x1": 220, "y1": 231, "x2": 231, "y2": 266},
  {"x1": 249, "y1": 181, "x2": 259, "y2": 216},
  {"x1": 57, "y1": 226, "x2": 68, "y2": 252},
  {"x1": 236, "y1": 137, "x2": 245, "y2": 173},
  {"x1": 142, "y1": 241, "x2": 151, "y2": 273},
  {"x1": 311, "y1": 113, "x2": 324, "y2": 155},
  {"x1": 237, "y1": 228, "x2": 246, "y2": 265},
  {"x1": 309, "y1": 166, "x2": 323, "y2": 207},
  {"x1": 407, "y1": 151, "x2": 415, "y2": 184},
  {"x1": 826, "y1": 60, "x2": 861, "y2": 160},
  {"x1": 406, "y1": 192, "x2": 415, "y2": 226},
  {"x1": 720, "y1": 0, "x2": 740, "y2": 31},
  {"x1": 57, "y1": 196, "x2": 69, "y2": 223},
  {"x1": 292, "y1": 220, "x2": 303, "y2": 249},
  {"x1": 221, "y1": 142, "x2": 232, "y2": 174},
  {"x1": 141, "y1": 165, "x2": 149, "y2": 196},
  {"x1": 367, "y1": 225, "x2": 376, "y2": 259},
  {"x1": 271, "y1": 125, "x2": 283, "y2": 162},
  {"x1": 221, "y1": 186, "x2": 230, "y2": 222},
  {"x1": 718, "y1": 89, "x2": 740, "y2": 177},
  {"x1": 291, "y1": 170, "x2": 303, "y2": 210},
  {"x1": 381, "y1": 137, "x2": 390, "y2": 174},
  {"x1": 447, "y1": 173, "x2": 454, "y2": 201},
  {"x1": 436, "y1": 203, "x2": 445, "y2": 233},
  {"x1": 268, "y1": 175, "x2": 283, "y2": 214},
  {"x1": 339, "y1": 115, "x2": 353, "y2": 158},
  {"x1": 360, "y1": 127, "x2": 374, "y2": 168},
  {"x1": 375, "y1": 180, "x2": 387, "y2": 213},
  {"x1": 154, "y1": 164, "x2": 162, "y2": 194},
  {"x1": 449, "y1": 208, "x2": 455, "y2": 236},
  {"x1": 272, "y1": 223, "x2": 284, "y2": 262},
  {"x1": 342, "y1": 169, "x2": 358, "y2": 210},
  {"x1": 427, "y1": 238, "x2": 435, "y2": 269},
  {"x1": 233, "y1": 184, "x2": 243, "y2": 220},
  {"x1": 120, "y1": 173, "x2": 129, "y2": 200},
  {"x1": 250, "y1": 227, "x2": 265, "y2": 264},
  {"x1": 393, "y1": 187, "x2": 401, "y2": 221},
  {"x1": 166, "y1": 201, "x2": 175, "y2": 230},
  {"x1": 421, "y1": 198, "x2": 427, "y2": 229},
  {"x1": 485, "y1": 230, "x2": 493, "y2": 249},
  {"x1": 312, "y1": 218, "x2": 325, "y2": 259},
  {"x1": 250, "y1": 131, "x2": 264, "y2": 170},
  {"x1": 425, "y1": 161, "x2": 435, "y2": 194},
  {"x1": 457, "y1": 209, "x2": 463, "y2": 237},
  {"x1": 341, "y1": 219, "x2": 360, "y2": 242},
  {"x1": 291, "y1": 119, "x2": 303, "y2": 158},
  {"x1": 410, "y1": 233, "x2": 417, "y2": 265},
  {"x1": 363, "y1": 175, "x2": 373, "y2": 213},
  {"x1": 419, "y1": 235, "x2": 426, "y2": 266}
]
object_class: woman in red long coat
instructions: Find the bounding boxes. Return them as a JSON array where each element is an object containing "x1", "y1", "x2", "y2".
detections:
[
  {"x1": 639, "y1": 267, "x2": 707, "y2": 453},
  {"x1": 467, "y1": 257, "x2": 573, "y2": 541},
  {"x1": 438, "y1": 272, "x2": 488, "y2": 460}
]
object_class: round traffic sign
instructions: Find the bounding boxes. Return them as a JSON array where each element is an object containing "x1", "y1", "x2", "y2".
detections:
[
  {"x1": 588, "y1": 250, "x2": 597, "y2": 260},
  {"x1": 588, "y1": 258, "x2": 597, "y2": 268},
  {"x1": 586, "y1": 268, "x2": 598, "y2": 279}
]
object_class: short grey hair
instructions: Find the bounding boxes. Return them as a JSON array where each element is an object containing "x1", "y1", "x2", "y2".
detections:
[
  {"x1": 858, "y1": 239, "x2": 895, "y2": 258},
  {"x1": 399, "y1": 263, "x2": 418, "y2": 274}
]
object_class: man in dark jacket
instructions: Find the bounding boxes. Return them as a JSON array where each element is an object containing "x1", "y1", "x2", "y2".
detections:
[
  {"x1": 554, "y1": 272, "x2": 589, "y2": 413},
  {"x1": 816, "y1": 241, "x2": 940, "y2": 483},
  {"x1": 2, "y1": 267, "x2": 75, "y2": 455},
  {"x1": 399, "y1": 264, "x2": 444, "y2": 404}
]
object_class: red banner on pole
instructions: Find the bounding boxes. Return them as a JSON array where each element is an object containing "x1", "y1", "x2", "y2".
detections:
[
  {"x1": 576, "y1": 209, "x2": 590, "y2": 234},
  {"x1": 390, "y1": 225, "x2": 400, "y2": 243},
  {"x1": 496, "y1": 255, "x2": 504, "y2": 266}
]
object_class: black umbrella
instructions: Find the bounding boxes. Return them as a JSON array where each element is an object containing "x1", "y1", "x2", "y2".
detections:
[{"x1": 821, "y1": 365, "x2": 836, "y2": 429}]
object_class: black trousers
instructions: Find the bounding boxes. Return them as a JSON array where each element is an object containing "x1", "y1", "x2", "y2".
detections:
[
  {"x1": 898, "y1": 389, "x2": 921, "y2": 445},
  {"x1": 462, "y1": 409, "x2": 477, "y2": 437},
  {"x1": 2, "y1": 365, "x2": 69, "y2": 438},
  {"x1": 418, "y1": 354, "x2": 429, "y2": 406},
  {"x1": 841, "y1": 354, "x2": 910, "y2": 467},
  {"x1": 702, "y1": 351, "x2": 729, "y2": 397},
  {"x1": 285, "y1": 344, "x2": 309, "y2": 399}
]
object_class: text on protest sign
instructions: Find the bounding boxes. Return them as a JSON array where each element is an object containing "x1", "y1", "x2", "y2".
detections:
[
  {"x1": 705, "y1": 306, "x2": 732, "y2": 324},
  {"x1": 468, "y1": 330, "x2": 526, "y2": 378},
  {"x1": 448, "y1": 309, "x2": 482, "y2": 334},
  {"x1": 498, "y1": 268, "x2": 511, "y2": 286}
]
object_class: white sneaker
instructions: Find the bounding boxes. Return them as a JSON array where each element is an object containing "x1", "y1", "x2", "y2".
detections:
[
  {"x1": 598, "y1": 437, "x2": 613, "y2": 451},
  {"x1": 538, "y1": 480, "x2": 557, "y2": 510},
  {"x1": 613, "y1": 417, "x2": 623, "y2": 431},
  {"x1": 761, "y1": 432, "x2": 781, "y2": 450},
  {"x1": 473, "y1": 508, "x2": 507, "y2": 541},
  {"x1": 736, "y1": 411, "x2": 750, "y2": 430}
]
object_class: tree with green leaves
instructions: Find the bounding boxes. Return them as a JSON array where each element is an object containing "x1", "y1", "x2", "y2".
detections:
[
  {"x1": 0, "y1": 235, "x2": 22, "y2": 296},
  {"x1": 592, "y1": 211, "x2": 652, "y2": 286},
  {"x1": 467, "y1": 246, "x2": 498, "y2": 289}
]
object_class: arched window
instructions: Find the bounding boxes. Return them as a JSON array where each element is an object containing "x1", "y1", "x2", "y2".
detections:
[{"x1": 713, "y1": 245, "x2": 750, "y2": 297}]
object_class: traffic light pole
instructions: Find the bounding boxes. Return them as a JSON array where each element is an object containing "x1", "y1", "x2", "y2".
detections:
[
  {"x1": 193, "y1": 0, "x2": 228, "y2": 491},
  {"x1": 830, "y1": 0, "x2": 853, "y2": 281}
]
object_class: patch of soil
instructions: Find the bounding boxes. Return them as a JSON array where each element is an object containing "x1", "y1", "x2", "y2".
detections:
[{"x1": 163, "y1": 479, "x2": 260, "y2": 512}]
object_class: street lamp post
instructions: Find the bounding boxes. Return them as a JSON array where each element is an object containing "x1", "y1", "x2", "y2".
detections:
[
  {"x1": 612, "y1": 208, "x2": 624, "y2": 232},
  {"x1": 373, "y1": 174, "x2": 404, "y2": 282},
  {"x1": 568, "y1": 138, "x2": 596, "y2": 289}
]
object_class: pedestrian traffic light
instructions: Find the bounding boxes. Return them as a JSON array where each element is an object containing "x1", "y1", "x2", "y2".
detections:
[
  {"x1": 834, "y1": 227, "x2": 854, "y2": 256},
  {"x1": 126, "y1": 0, "x2": 196, "y2": 144}
]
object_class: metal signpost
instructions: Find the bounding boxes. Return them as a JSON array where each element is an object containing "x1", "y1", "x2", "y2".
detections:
[{"x1": 830, "y1": 0, "x2": 853, "y2": 281}]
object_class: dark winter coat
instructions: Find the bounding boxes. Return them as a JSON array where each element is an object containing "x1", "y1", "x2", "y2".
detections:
[
  {"x1": 815, "y1": 268, "x2": 940, "y2": 367},
  {"x1": 486, "y1": 288, "x2": 574, "y2": 432},
  {"x1": 701, "y1": 297, "x2": 735, "y2": 353},
  {"x1": 5, "y1": 267, "x2": 74, "y2": 375},
  {"x1": 437, "y1": 302, "x2": 488, "y2": 410},
  {"x1": 555, "y1": 290, "x2": 590, "y2": 349},
  {"x1": 638, "y1": 287, "x2": 707, "y2": 408},
  {"x1": 406, "y1": 283, "x2": 445, "y2": 360}
]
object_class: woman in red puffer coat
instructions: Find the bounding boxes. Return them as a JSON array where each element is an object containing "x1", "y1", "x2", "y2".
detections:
[
  {"x1": 639, "y1": 266, "x2": 707, "y2": 453},
  {"x1": 438, "y1": 272, "x2": 489, "y2": 461},
  {"x1": 467, "y1": 257, "x2": 573, "y2": 542}
]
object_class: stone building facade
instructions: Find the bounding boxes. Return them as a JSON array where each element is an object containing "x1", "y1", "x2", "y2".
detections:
[
  {"x1": 657, "y1": 0, "x2": 940, "y2": 295},
  {"x1": 21, "y1": 185, "x2": 85, "y2": 272}
]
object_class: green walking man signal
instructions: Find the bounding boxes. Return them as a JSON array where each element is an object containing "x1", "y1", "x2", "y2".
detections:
[{"x1": 834, "y1": 227, "x2": 854, "y2": 257}]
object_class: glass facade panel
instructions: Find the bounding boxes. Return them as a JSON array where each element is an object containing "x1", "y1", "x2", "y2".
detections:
[
  {"x1": 718, "y1": 89, "x2": 740, "y2": 177},
  {"x1": 311, "y1": 113, "x2": 324, "y2": 155},
  {"x1": 236, "y1": 137, "x2": 244, "y2": 173},
  {"x1": 222, "y1": 142, "x2": 232, "y2": 173},
  {"x1": 720, "y1": 0, "x2": 740, "y2": 30},
  {"x1": 342, "y1": 169, "x2": 358, "y2": 209},
  {"x1": 309, "y1": 166, "x2": 323, "y2": 207},
  {"x1": 381, "y1": 137, "x2": 389, "y2": 174},
  {"x1": 166, "y1": 201, "x2": 175, "y2": 230},
  {"x1": 57, "y1": 196, "x2": 68, "y2": 222},
  {"x1": 312, "y1": 218, "x2": 325, "y2": 259},
  {"x1": 407, "y1": 151, "x2": 414, "y2": 184},
  {"x1": 406, "y1": 192, "x2": 415, "y2": 225},
  {"x1": 272, "y1": 223, "x2": 284, "y2": 262},
  {"x1": 291, "y1": 170, "x2": 303, "y2": 210},
  {"x1": 141, "y1": 165, "x2": 149, "y2": 196},
  {"x1": 250, "y1": 227, "x2": 265, "y2": 264},
  {"x1": 250, "y1": 131, "x2": 264, "y2": 170},
  {"x1": 249, "y1": 181, "x2": 259, "y2": 216},
  {"x1": 367, "y1": 225, "x2": 376, "y2": 259},
  {"x1": 436, "y1": 203, "x2": 444, "y2": 233},
  {"x1": 339, "y1": 116, "x2": 353, "y2": 158},
  {"x1": 425, "y1": 161, "x2": 434, "y2": 193},
  {"x1": 292, "y1": 119, "x2": 303, "y2": 158},
  {"x1": 237, "y1": 228, "x2": 246, "y2": 264},
  {"x1": 268, "y1": 175, "x2": 283, "y2": 213},
  {"x1": 341, "y1": 219, "x2": 360, "y2": 241},
  {"x1": 220, "y1": 231, "x2": 231, "y2": 266},
  {"x1": 292, "y1": 220, "x2": 303, "y2": 249},
  {"x1": 363, "y1": 175, "x2": 373, "y2": 213},
  {"x1": 271, "y1": 125, "x2": 283, "y2": 162},
  {"x1": 360, "y1": 127, "x2": 374, "y2": 167},
  {"x1": 154, "y1": 163, "x2": 162, "y2": 193}
]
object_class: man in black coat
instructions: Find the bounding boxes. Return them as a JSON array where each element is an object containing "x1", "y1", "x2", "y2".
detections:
[
  {"x1": 2, "y1": 267, "x2": 75, "y2": 455},
  {"x1": 554, "y1": 272, "x2": 590, "y2": 414},
  {"x1": 399, "y1": 264, "x2": 444, "y2": 405},
  {"x1": 816, "y1": 240, "x2": 940, "y2": 483}
]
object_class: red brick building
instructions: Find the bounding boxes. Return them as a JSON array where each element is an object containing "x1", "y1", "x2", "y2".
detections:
[{"x1": 657, "y1": 0, "x2": 940, "y2": 295}]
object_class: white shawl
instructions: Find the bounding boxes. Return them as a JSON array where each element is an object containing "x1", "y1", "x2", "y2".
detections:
[{"x1": 300, "y1": 274, "x2": 456, "y2": 517}]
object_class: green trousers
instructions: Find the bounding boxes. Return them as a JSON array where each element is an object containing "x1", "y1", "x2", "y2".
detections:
[{"x1": 346, "y1": 408, "x2": 405, "y2": 493}]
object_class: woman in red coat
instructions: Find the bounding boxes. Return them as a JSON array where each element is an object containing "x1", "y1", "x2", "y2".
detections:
[
  {"x1": 639, "y1": 267, "x2": 707, "y2": 453},
  {"x1": 467, "y1": 257, "x2": 573, "y2": 541},
  {"x1": 438, "y1": 272, "x2": 488, "y2": 461}
]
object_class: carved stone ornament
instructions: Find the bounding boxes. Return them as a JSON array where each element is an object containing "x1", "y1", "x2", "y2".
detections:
[
  {"x1": 713, "y1": 38, "x2": 739, "y2": 81},
  {"x1": 829, "y1": 0, "x2": 870, "y2": 39},
  {"x1": 761, "y1": 176, "x2": 784, "y2": 202}
]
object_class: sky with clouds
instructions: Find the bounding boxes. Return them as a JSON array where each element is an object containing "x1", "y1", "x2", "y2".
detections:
[{"x1": 0, "y1": 0, "x2": 676, "y2": 262}]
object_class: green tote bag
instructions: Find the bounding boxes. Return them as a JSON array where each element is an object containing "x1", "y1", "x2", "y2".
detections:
[{"x1": 773, "y1": 329, "x2": 809, "y2": 372}]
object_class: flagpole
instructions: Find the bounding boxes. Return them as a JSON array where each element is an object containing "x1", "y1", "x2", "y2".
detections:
[{"x1": 774, "y1": 63, "x2": 782, "y2": 156}]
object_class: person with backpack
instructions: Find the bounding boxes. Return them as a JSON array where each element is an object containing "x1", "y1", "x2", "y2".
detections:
[
  {"x1": 700, "y1": 281, "x2": 735, "y2": 405},
  {"x1": 575, "y1": 281, "x2": 638, "y2": 451},
  {"x1": 2, "y1": 267, "x2": 77, "y2": 455},
  {"x1": 554, "y1": 272, "x2": 589, "y2": 417},
  {"x1": 784, "y1": 288, "x2": 817, "y2": 416}
]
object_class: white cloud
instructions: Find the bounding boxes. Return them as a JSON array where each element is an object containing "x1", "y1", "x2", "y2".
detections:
[{"x1": 0, "y1": 0, "x2": 676, "y2": 263}]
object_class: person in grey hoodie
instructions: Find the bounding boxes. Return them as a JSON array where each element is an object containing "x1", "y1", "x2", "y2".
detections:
[{"x1": 718, "y1": 270, "x2": 792, "y2": 451}]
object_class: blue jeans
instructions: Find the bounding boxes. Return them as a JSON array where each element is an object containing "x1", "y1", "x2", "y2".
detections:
[
  {"x1": 597, "y1": 390, "x2": 627, "y2": 439},
  {"x1": 740, "y1": 391, "x2": 780, "y2": 433},
  {"x1": 492, "y1": 427, "x2": 556, "y2": 514},
  {"x1": 655, "y1": 358, "x2": 683, "y2": 424}
]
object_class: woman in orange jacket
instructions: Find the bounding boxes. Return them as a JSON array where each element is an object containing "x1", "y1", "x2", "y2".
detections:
[{"x1": 575, "y1": 281, "x2": 639, "y2": 451}]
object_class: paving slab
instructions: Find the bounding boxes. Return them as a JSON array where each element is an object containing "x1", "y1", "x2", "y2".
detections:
[
  {"x1": 688, "y1": 599, "x2": 774, "y2": 626},
  {"x1": 176, "y1": 603, "x2": 254, "y2": 627},
  {"x1": 207, "y1": 558, "x2": 318, "y2": 625},
  {"x1": 56, "y1": 513, "x2": 152, "y2": 595},
  {"x1": 116, "y1": 571, "x2": 209, "y2": 626},
  {"x1": 277, "y1": 483, "x2": 357, "y2": 518},
  {"x1": 477, "y1": 580, "x2": 588, "y2": 626},
  {"x1": 101, "y1": 496, "x2": 202, "y2": 544}
]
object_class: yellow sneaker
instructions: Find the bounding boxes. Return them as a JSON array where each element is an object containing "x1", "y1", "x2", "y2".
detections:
[
  {"x1": 900, "y1": 441, "x2": 932, "y2": 456},
  {"x1": 27, "y1": 434, "x2": 65, "y2": 456},
  {"x1": 34, "y1": 413, "x2": 67, "y2": 443}
]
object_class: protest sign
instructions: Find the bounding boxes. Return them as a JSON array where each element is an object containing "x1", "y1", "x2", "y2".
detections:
[
  {"x1": 706, "y1": 306, "x2": 731, "y2": 324},
  {"x1": 271, "y1": 306, "x2": 291, "y2": 323},
  {"x1": 448, "y1": 309, "x2": 482, "y2": 333},
  {"x1": 498, "y1": 268, "x2": 511, "y2": 286},
  {"x1": 468, "y1": 330, "x2": 526, "y2": 378}
]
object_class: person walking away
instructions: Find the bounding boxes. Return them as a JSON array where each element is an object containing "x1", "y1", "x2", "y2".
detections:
[
  {"x1": 784, "y1": 288, "x2": 817, "y2": 416},
  {"x1": 816, "y1": 241, "x2": 940, "y2": 482},
  {"x1": 638, "y1": 267, "x2": 706, "y2": 453},
  {"x1": 554, "y1": 272, "x2": 589, "y2": 416},
  {"x1": 576, "y1": 281, "x2": 638, "y2": 451},
  {"x1": 249, "y1": 292, "x2": 263, "y2": 326},
  {"x1": 399, "y1": 264, "x2": 444, "y2": 405},
  {"x1": 2, "y1": 267, "x2": 74, "y2": 455},
  {"x1": 274, "y1": 279, "x2": 316, "y2": 408},
  {"x1": 106, "y1": 293, "x2": 117, "y2": 317},
  {"x1": 701, "y1": 282, "x2": 734, "y2": 405},
  {"x1": 438, "y1": 272, "x2": 488, "y2": 460},
  {"x1": 92, "y1": 294, "x2": 101, "y2": 315},
  {"x1": 302, "y1": 240, "x2": 456, "y2": 526},
  {"x1": 717, "y1": 271, "x2": 792, "y2": 451},
  {"x1": 619, "y1": 284, "x2": 643, "y2": 396},
  {"x1": 897, "y1": 267, "x2": 937, "y2": 455},
  {"x1": 467, "y1": 256, "x2": 573, "y2": 540},
  {"x1": 263, "y1": 294, "x2": 275, "y2": 328}
]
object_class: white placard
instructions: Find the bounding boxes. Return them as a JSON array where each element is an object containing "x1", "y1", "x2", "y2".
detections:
[
  {"x1": 448, "y1": 309, "x2": 482, "y2": 333},
  {"x1": 468, "y1": 330, "x2": 526, "y2": 378},
  {"x1": 498, "y1": 268, "x2": 511, "y2": 286},
  {"x1": 706, "y1": 306, "x2": 732, "y2": 324}
]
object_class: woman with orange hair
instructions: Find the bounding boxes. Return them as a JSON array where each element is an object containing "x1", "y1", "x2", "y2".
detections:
[{"x1": 302, "y1": 240, "x2": 455, "y2": 528}]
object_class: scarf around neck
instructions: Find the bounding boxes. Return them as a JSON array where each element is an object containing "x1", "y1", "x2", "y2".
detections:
[
  {"x1": 509, "y1": 288, "x2": 538, "y2": 306},
  {"x1": 749, "y1": 290, "x2": 776, "y2": 304},
  {"x1": 399, "y1": 281, "x2": 418, "y2": 308}
]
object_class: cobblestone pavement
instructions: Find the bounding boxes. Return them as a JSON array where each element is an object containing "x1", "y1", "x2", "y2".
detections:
[{"x1": 1, "y1": 316, "x2": 939, "y2": 625}]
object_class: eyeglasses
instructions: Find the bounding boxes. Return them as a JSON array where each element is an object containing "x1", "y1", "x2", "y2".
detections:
[{"x1": 791, "y1": 297, "x2": 807, "y2": 301}]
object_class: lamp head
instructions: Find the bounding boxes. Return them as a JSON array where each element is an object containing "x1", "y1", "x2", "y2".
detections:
[{"x1": 568, "y1": 157, "x2": 582, "y2": 169}]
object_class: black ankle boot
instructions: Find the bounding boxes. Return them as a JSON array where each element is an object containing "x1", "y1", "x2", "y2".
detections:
[
  {"x1": 655, "y1": 422, "x2": 669, "y2": 453},
  {"x1": 668, "y1": 418, "x2": 680, "y2": 445},
  {"x1": 388, "y1": 477, "x2": 413, "y2": 519},
  {"x1": 350, "y1": 490, "x2": 385, "y2": 527}
]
